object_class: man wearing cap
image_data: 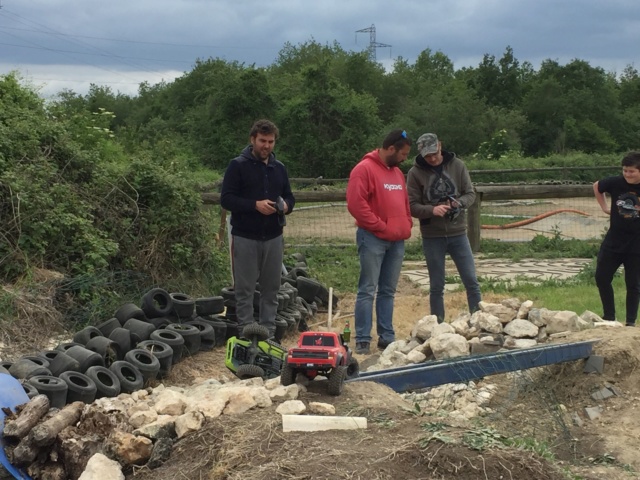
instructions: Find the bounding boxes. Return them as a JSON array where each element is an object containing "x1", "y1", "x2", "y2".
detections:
[
  {"x1": 407, "y1": 133, "x2": 481, "y2": 323},
  {"x1": 346, "y1": 129, "x2": 413, "y2": 354}
]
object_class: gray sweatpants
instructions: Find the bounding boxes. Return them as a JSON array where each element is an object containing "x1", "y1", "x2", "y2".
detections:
[{"x1": 231, "y1": 234, "x2": 284, "y2": 336}]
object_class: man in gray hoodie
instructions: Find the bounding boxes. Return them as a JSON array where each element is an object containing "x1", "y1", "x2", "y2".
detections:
[{"x1": 407, "y1": 133, "x2": 481, "y2": 323}]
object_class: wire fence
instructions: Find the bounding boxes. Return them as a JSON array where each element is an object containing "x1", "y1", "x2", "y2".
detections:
[{"x1": 283, "y1": 196, "x2": 606, "y2": 248}]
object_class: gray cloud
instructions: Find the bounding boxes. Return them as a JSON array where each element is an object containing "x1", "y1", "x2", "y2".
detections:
[{"x1": 1, "y1": 0, "x2": 638, "y2": 96}]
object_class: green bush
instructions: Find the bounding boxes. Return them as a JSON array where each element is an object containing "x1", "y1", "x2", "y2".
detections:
[{"x1": 1, "y1": 73, "x2": 228, "y2": 321}]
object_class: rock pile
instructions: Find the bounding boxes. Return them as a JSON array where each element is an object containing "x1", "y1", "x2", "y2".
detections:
[{"x1": 366, "y1": 298, "x2": 621, "y2": 372}]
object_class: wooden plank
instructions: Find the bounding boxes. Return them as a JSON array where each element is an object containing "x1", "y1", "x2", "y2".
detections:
[{"x1": 282, "y1": 415, "x2": 367, "y2": 432}]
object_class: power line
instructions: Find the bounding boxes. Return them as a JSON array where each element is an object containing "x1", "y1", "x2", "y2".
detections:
[
  {"x1": 0, "y1": 9, "x2": 166, "y2": 75},
  {"x1": 0, "y1": 16, "x2": 274, "y2": 50},
  {"x1": 0, "y1": 27, "x2": 146, "y2": 84},
  {"x1": 0, "y1": 41, "x2": 194, "y2": 65}
]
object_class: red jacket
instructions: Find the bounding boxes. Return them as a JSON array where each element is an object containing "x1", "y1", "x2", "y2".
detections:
[{"x1": 346, "y1": 150, "x2": 413, "y2": 242}]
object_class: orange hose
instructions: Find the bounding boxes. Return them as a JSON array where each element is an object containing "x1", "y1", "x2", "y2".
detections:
[{"x1": 481, "y1": 209, "x2": 590, "y2": 230}]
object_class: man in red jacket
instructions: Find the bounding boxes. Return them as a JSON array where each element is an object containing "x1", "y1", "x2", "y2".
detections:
[{"x1": 346, "y1": 129, "x2": 413, "y2": 354}]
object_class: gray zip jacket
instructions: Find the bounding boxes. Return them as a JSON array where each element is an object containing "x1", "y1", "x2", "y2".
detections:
[{"x1": 406, "y1": 150, "x2": 476, "y2": 238}]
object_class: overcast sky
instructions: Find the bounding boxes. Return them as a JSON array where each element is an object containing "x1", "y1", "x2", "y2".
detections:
[{"x1": 1, "y1": 0, "x2": 639, "y2": 98}]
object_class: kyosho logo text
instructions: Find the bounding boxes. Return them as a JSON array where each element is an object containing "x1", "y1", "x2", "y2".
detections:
[{"x1": 384, "y1": 184, "x2": 403, "y2": 191}]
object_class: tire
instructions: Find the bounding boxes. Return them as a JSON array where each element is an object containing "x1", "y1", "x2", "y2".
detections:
[
  {"x1": 21, "y1": 380, "x2": 40, "y2": 399},
  {"x1": 195, "y1": 296, "x2": 225, "y2": 316},
  {"x1": 141, "y1": 288, "x2": 173, "y2": 318},
  {"x1": 221, "y1": 318, "x2": 239, "y2": 341},
  {"x1": 274, "y1": 317, "x2": 288, "y2": 344},
  {"x1": 285, "y1": 266, "x2": 308, "y2": 281},
  {"x1": 137, "y1": 340, "x2": 173, "y2": 378},
  {"x1": 85, "y1": 336, "x2": 120, "y2": 367},
  {"x1": 280, "y1": 364, "x2": 295, "y2": 386},
  {"x1": 346, "y1": 357, "x2": 360, "y2": 379},
  {"x1": 164, "y1": 323, "x2": 201, "y2": 356},
  {"x1": 220, "y1": 286, "x2": 236, "y2": 302},
  {"x1": 9, "y1": 359, "x2": 52, "y2": 379},
  {"x1": 290, "y1": 252, "x2": 306, "y2": 264},
  {"x1": 241, "y1": 323, "x2": 269, "y2": 341},
  {"x1": 64, "y1": 345, "x2": 105, "y2": 372},
  {"x1": 327, "y1": 366, "x2": 347, "y2": 396},
  {"x1": 184, "y1": 319, "x2": 216, "y2": 351},
  {"x1": 85, "y1": 366, "x2": 121, "y2": 399},
  {"x1": 295, "y1": 277, "x2": 322, "y2": 303},
  {"x1": 96, "y1": 317, "x2": 121, "y2": 337},
  {"x1": 124, "y1": 349, "x2": 160, "y2": 383},
  {"x1": 28, "y1": 375, "x2": 68, "y2": 408},
  {"x1": 147, "y1": 317, "x2": 171, "y2": 330},
  {"x1": 55, "y1": 341, "x2": 83, "y2": 353},
  {"x1": 59, "y1": 371, "x2": 97, "y2": 404},
  {"x1": 123, "y1": 317, "x2": 156, "y2": 345},
  {"x1": 198, "y1": 317, "x2": 227, "y2": 347},
  {"x1": 114, "y1": 303, "x2": 147, "y2": 326},
  {"x1": 150, "y1": 329, "x2": 184, "y2": 365},
  {"x1": 38, "y1": 350, "x2": 62, "y2": 363},
  {"x1": 48, "y1": 351, "x2": 82, "y2": 377},
  {"x1": 108, "y1": 327, "x2": 132, "y2": 360},
  {"x1": 20, "y1": 355, "x2": 50, "y2": 369},
  {"x1": 278, "y1": 313, "x2": 296, "y2": 333},
  {"x1": 169, "y1": 293, "x2": 195, "y2": 320},
  {"x1": 73, "y1": 326, "x2": 103, "y2": 346},
  {"x1": 236, "y1": 364, "x2": 265, "y2": 380},
  {"x1": 109, "y1": 361, "x2": 144, "y2": 394}
]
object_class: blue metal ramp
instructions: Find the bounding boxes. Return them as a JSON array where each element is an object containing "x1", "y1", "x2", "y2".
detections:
[{"x1": 347, "y1": 340, "x2": 598, "y2": 393}]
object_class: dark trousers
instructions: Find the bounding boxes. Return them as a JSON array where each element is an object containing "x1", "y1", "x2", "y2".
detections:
[{"x1": 595, "y1": 247, "x2": 640, "y2": 324}]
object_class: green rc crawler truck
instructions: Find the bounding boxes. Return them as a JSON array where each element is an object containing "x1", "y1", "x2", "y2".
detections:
[
  {"x1": 280, "y1": 331, "x2": 359, "y2": 396},
  {"x1": 225, "y1": 323, "x2": 287, "y2": 380}
]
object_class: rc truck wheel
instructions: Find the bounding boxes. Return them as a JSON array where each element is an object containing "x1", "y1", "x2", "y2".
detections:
[
  {"x1": 241, "y1": 323, "x2": 269, "y2": 341},
  {"x1": 346, "y1": 357, "x2": 360, "y2": 379},
  {"x1": 327, "y1": 365, "x2": 347, "y2": 396},
  {"x1": 280, "y1": 363, "x2": 295, "y2": 386},
  {"x1": 236, "y1": 364, "x2": 265, "y2": 380}
]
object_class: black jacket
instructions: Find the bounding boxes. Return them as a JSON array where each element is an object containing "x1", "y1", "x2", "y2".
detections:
[{"x1": 220, "y1": 146, "x2": 295, "y2": 240}]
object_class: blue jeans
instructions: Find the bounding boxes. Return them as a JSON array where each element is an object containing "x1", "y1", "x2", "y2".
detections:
[
  {"x1": 354, "y1": 228, "x2": 405, "y2": 344},
  {"x1": 422, "y1": 234, "x2": 481, "y2": 322}
]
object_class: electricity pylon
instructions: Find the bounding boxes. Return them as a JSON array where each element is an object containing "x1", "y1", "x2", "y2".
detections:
[{"x1": 355, "y1": 24, "x2": 391, "y2": 62}]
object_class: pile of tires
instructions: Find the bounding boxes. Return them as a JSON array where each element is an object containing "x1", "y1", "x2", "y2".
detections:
[{"x1": 2, "y1": 252, "x2": 337, "y2": 405}]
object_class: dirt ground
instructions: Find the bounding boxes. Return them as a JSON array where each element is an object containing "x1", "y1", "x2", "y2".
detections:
[{"x1": 124, "y1": 280, "x2": 640, "y2": 480}]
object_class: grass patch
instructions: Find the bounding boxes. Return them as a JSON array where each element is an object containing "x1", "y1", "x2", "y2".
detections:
[
  {"x1": 286, "y1": 244, "x2": 360, "y2": 293},
  {"x1": 480, "y1": 234, "x2": 600, "y2": 260},
  {"x1": 480, "y1": 214, "x2": 530, "y2": 226},
  {"x1": 475, "y1": 259, "x2": 629, "y2": 320}
]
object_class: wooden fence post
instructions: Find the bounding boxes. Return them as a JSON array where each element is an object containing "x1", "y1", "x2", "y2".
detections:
[{"x1": 467, "y1": 191, "x2": 482, "y2": 253}]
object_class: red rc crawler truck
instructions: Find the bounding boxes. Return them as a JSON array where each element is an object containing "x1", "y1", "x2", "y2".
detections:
[{"x1": 280, "y1": 331, "x2": 359, "y2": 395}]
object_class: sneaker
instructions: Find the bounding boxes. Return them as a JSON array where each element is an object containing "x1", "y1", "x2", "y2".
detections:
[
  {"x1": 626, "y1": 322, "x2": 636, "y2": 327},
  {"x1": 377, "y1": 338, "x2": 393, "y2": 350},
  {"x1": 355, "y1": 342, "x2": 370, "y2": 354}
]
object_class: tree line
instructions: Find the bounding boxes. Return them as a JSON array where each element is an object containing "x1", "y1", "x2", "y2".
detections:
[{"x1": 48, "y1": 42, "x2": 640, "y2": 178}]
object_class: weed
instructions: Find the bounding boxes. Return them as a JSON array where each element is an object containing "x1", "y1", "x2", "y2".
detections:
[
  {"x1": 462, "y1": 427, "x2": 506, "y2": 451},
  {"x1": 418, "y1": 422, "x2": 454, "y2": 448}
]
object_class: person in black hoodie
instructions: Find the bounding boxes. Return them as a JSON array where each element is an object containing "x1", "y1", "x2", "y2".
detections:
[
  {"x1": 407, "y1": 133, "x2": 481, "y2": 323},
  {"x1": 221, "y1": 119, "x2": 295, "y2": 338}
]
